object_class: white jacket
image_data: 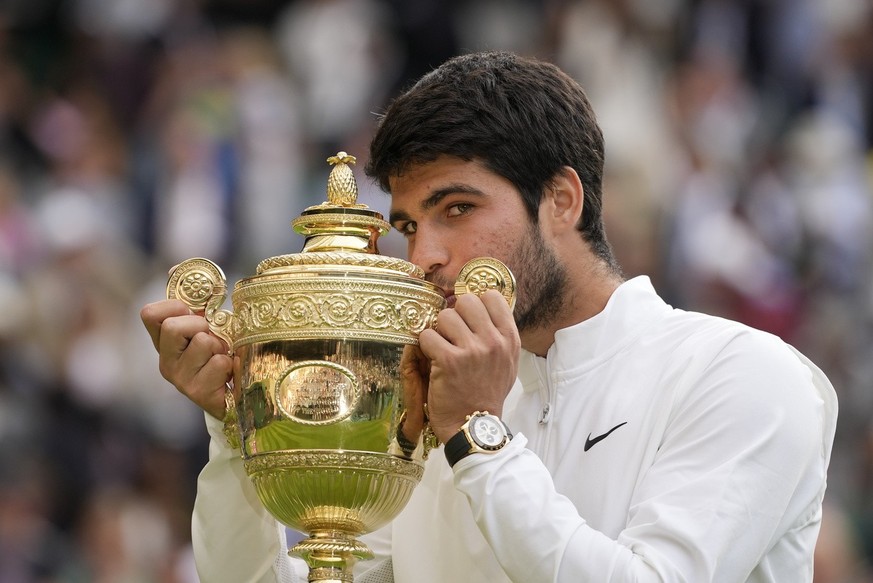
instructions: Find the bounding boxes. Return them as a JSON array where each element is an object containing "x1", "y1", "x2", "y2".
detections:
[{"x1": 192, "y1": 276, "x2": 837, "y2": 582}]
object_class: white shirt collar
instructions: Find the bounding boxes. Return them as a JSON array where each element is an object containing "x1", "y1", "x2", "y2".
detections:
[{"x1": 518, "y1": 276, "x2": 672, "y2": 388}]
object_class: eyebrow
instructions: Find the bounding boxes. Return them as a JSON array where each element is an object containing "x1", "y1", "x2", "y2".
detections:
[{"x1": 389, "y1": 184, "x2": 485, "y2": 225}]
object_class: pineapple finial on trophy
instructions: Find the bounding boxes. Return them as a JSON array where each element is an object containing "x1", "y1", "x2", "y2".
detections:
[
  {"x1": 289, "y1": 152, "x2": 390, "y2": 256},
  {"x1": 326, "y1": 151, "x2": 358, "y2": 206}
]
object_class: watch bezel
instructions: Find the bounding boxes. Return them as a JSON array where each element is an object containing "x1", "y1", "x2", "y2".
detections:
[{"x1": 466, "y1": 413, "x2": 510, "y2": 451}]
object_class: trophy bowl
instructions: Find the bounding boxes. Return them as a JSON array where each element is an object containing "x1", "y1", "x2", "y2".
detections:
[{"x1": 165, "y1": 153, "x2": 515, "y2": 582}]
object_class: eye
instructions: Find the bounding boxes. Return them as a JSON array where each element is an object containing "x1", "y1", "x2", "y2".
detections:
[
  {"x1": 395, "y1": 221, "x2": 417, "y2": 236},
  {"x1": 447, "y1": 203, "x2": 473, "y2": 217}
]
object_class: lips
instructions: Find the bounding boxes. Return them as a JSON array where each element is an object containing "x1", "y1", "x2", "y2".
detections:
[{"x1": 425, "y1": 276, "x2": 455, "y2": 308}]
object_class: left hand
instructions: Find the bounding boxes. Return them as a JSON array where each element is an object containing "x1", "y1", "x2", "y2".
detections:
[
  {"x1": 418, "y1": 289, "x2": 520, "y2": 443},
  {"x1": 399, "y1": 344, "x2": 430, "y2": 444}
]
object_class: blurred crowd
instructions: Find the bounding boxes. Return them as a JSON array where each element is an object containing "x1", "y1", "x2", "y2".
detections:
[{"x1": 0, "y1": 0, "x2": 871, "y2": 581}]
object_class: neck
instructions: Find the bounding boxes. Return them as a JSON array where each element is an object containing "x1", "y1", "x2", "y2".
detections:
[{"x1": 520, "y1": 260, "x2": 623, "y2": 357}]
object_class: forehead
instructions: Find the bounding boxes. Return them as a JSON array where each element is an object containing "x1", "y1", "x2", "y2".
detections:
[{"x1": 387, "y1": 156, "x2": 516, "y2": 213}]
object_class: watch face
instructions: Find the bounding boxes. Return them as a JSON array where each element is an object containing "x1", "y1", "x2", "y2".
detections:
[{"x1": 470, "y1": 415, "x2": 506, "y2": 448}]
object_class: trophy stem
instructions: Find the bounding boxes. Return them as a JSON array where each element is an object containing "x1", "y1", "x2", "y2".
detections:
[{"x1": 291, "y1": 529, "x2": 374, "y2": 583}]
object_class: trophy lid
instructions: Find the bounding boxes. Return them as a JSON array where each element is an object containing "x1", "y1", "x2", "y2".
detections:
[
  {"x1": 167, "y1": 152, "x2": 513, "y2": 351},
  {"x1": 255, "y1": 152, "x2": 423, "y2": 279}
]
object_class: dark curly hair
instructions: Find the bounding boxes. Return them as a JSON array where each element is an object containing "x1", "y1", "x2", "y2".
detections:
[{"x1": 366, "y1": 51, "x2": 617, "y2": 268}]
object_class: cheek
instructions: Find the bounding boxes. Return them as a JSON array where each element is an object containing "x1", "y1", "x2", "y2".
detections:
[
  {"x1": 467, "y1": 228, "x2": 513, "y2": 260},
  {"x1": 504, "y1": 229, "x2": 544, "y2": 287}
]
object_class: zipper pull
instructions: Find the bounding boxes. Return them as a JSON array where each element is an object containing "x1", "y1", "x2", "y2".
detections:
[{"x1": 538, "y1": 402, "x2": 551, "y2": 425}]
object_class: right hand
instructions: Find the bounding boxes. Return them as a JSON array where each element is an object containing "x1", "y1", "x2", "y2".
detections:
[
  {"x1": 418, "y1": 290, "x2": 520, "y2": 443},
  {"x1": 140, "y1": 299, "x2": 232, "y2": 419}
]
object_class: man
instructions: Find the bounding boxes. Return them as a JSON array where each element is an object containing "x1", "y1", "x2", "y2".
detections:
[{"x1": 142, "y1": 51, "x2": 837, "y2": 582}]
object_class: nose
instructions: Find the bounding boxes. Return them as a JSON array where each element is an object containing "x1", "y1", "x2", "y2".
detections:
[{"x1": 407, "y1": 231, "x2": 449, "y2": 276}]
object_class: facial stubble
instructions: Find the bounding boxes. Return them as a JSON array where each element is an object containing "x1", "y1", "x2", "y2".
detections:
[{"x1": 511, "y1": 223, "x2": 568, "y2": 333}]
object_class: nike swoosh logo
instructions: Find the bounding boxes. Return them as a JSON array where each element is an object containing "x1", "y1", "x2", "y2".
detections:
[{"x1": 584, "y1": 422, "x2": 628, "y2": 451}]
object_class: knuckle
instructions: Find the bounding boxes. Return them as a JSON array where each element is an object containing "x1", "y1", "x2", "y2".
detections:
[
  {"x1": 209, "y1": 353, "x2": 233, "y2": 374},
  {"x1": 192, "y1": 331, "x2": 224, "y2": 355},
  {"x1": 188, "y1": 331, "x2": 211, "y2": 351},
  {"x1": 170, "y1": 314, "x2": 206, "y2": 335},
  {"x1": 140, "y1": 303, "x2": 157, "y2": 325},
  {"x1": 455, "y1": 293, "x2": 484, "y2": 313},
  {"x1": 157, "y1": 359, "x2": 178, "y2": 384},
  {"x1": 438, "y1": 306, "x2": 456, "y2": 322},
  {"x1": 160, "y1": 316, "x2": 183, "y2": 338},
  {"x1": 480, "y1": 289, "x2": 501, "y2": 304},
  {"x1": 480, "y1": 330, "x2": 505, "y2": 352},
  {"x1": 454, "y1": 293, "x2": 475, "y2": 308}
]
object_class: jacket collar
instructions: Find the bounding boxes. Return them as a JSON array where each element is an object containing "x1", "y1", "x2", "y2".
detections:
[{"x1": 518, "y1": 276, "x2": 671, "y2": 389}]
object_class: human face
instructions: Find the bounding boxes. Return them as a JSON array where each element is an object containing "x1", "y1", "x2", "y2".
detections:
[{"x1": 388, "y1": 156, "x2": 568, "y2": 333}]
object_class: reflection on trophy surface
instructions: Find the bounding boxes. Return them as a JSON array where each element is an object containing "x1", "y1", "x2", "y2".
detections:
[{"x1": 165, "y1": 153, "x2": 515, "y2": 583}]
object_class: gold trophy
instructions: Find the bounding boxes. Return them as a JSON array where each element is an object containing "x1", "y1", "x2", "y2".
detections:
[{"x1": 165, "y1": 153, "x2": 515, "y2": 582}]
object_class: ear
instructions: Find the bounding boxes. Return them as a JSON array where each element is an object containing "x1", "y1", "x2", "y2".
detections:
[{"x1": 539, "y1": 166, "x2": 584, "y2": 234}]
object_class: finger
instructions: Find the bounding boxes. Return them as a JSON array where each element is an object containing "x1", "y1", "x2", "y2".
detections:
[
  {"x1": 399, "y1": 345, "x2": 430, "y2": 442},
  {"x1": 157, "y1": 320, "x2": 226, "y2": 394},
  {"x1": 400, "y1": 344, "x2": 430, "y2": 383},
  {"x1": 190, "y1": 354, "x2": 234, "y2": 419},
  {"x1": 158, "y1": 328, "x2": 208, "y2": 386},
  {"x1": 479, "y1": 289, "x2": 519, "y2": 340},
  {"x1": 430, "y1": 293, "x2": 507, "y2": 350},
  {"x1": 420, "y1": 315, "x2": 464, "y2": 358},
  {"x1": 141, "y1": 299, "x2": 192, "y2": 351},
  {"x1": 403, "y1": 347, "x2": 428, "y2": 394},
  {"x1": 453, "y1": 292, "x2": 498, "y2": 334},
  {"x1": 159, "y1": 330, "x2": 231, "y2": 412},
  {"x1": 158, "y1": 314, "x2": 213, "y2": 359}
]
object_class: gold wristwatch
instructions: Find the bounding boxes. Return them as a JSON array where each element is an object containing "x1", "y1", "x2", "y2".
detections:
[{"x1": 444, "y1": 411, "x2": 512, "y2": 467}]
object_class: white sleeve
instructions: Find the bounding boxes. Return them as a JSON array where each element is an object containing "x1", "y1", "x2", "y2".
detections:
[
  {"x1": 452, "y1": 339, "x2": 836, "y2": 582},
  {"x1": 193, "y1": 414, "x2": 396, "y2": 583},
  {"x1": 193, "y1": 414, "x2": 307, "y2": 583}
]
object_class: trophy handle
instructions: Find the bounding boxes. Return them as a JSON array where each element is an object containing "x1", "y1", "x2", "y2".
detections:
[
  {"x1": 166, "y1": 257, "x2": 235, "y2": 355},
  {"x1": 454, "y1": 257, "x2": 517, "y2": 311}
]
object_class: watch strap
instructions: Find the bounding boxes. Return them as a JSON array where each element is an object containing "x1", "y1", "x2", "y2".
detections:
[{"x1": 444, "y1": 428, "x2": 473, "y2": 468}]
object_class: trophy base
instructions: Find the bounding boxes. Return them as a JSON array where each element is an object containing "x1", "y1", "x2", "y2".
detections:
[{"x1": 291, "y1": 529, "x2": 374, "y2": 583}]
